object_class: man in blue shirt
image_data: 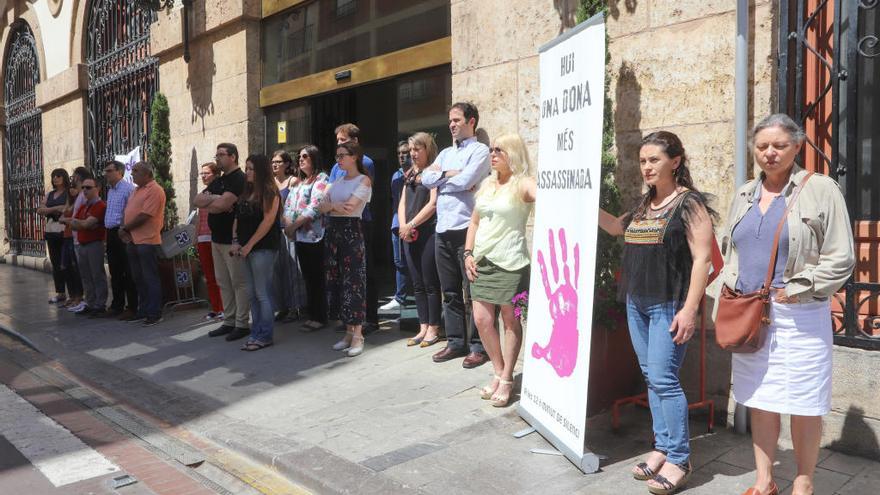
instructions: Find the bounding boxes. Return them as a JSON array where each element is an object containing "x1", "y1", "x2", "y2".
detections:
[
  {"x1": 381, "y1": 141, "x2": 412, "y2": 312},
  {"x1": 421, "y1": 102, "x2": 490, "y2": 368},
  {"x1": 328, "y1": 124, "x2": 379, "y2": 332},
  {"x1": 102, "y1": 160, "x2": 138, "y2": 319}
]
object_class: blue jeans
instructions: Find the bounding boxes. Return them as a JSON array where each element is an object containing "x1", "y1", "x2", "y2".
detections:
[
  {"x1": 243, "y1": 249, "x2": 277, "y2": 343},
  {"x1": 127, "y1": 244, "x2": 162, "y2": 319},
  {"x1": 626, "y1": 295, "x2": 690, "y2": 464},
  {"x1": 391, "y1": 232, "x2": 410, "y2": 303}
]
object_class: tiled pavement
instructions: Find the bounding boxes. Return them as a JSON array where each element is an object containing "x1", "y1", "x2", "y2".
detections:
[{"x1": 1, "y1": 264, "x2": 878, "y2": 494}]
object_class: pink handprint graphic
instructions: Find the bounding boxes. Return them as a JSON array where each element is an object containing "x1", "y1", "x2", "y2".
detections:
[{"x1": 532, "y1": 227, "x2": 580, "y2": 378}]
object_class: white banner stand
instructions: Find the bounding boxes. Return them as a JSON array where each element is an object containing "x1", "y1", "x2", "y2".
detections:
[{"x1": 516, "y1": 12, "x2": 606, "y2": 475}]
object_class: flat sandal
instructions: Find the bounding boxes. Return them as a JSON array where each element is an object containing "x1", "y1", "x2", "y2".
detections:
[
  {"x1": 633, "y1": 449, "x2": 667, "y2": 481},
  {"x1": 647, "y1": 461, "x2": 691, "y2": 495}
]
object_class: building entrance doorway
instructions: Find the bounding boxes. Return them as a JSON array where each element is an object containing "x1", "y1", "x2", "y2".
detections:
[{"x1": 266, "y1": 65, "x2": 451, "y2": 277}]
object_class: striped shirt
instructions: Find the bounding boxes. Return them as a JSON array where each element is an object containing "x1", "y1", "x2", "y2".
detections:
[{"x1": 104, "y1": 179, "x2": 135, "y2": 229}]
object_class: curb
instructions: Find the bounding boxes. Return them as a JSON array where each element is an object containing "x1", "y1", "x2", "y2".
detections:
[
  {"x1": 215, "y1": 432, "x2": 426, "y2": 495},
  {"x1": 0, "y1": 321, "x2": 39, "y2": 352}
]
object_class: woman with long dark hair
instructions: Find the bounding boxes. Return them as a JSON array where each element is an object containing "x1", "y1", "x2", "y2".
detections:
[
  {"x1": 59, "y1": 178, "x2": 84, "y2": 311},
  {"x1": 231, "y1": 154, "x2": 281, "y2": 351},
  {"x1": 283, "y1": 144, "x2": 330, "y2": 331},
  {"x1": 598, "y1": 131, "x2": 715, "y2": 494},
  {"x1": 38, "y1": 168, "x2": 71, "y2": 304},
  {"x1": 272, "y1": 149, "x2": 307, "y2": 322},
  {"x1": 319, "y1": 141, "x2": 372, "y2": 357}
]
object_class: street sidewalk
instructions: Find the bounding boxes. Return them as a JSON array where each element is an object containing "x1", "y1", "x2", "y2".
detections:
[{"x1": 1, "y1": 264, "x2": 878, "y2": 494}]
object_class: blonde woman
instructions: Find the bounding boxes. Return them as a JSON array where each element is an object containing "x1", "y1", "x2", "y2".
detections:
[
  {"x1": 464, "y1": 133, "x2": 536, "y2": 407},
  {"x1": 398, "y1": 132, "x2": 441, "y2": 347}
]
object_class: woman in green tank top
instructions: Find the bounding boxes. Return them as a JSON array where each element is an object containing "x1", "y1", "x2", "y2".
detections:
[{"x1": 463, "y1": 133, "x2": 536, "y2": 407}]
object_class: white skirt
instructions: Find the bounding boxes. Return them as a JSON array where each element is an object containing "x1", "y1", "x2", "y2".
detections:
[{"x1": 732, "y1": 299, "x2": 832, "y2": 416}]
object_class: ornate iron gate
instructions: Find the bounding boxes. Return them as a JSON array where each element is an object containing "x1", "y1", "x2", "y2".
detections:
[
  {"x1": 778, "y1": 0, "x2": 880, "y2": 350},
  {"x1": 86, "y1": 0, "x2": 158, "y2": 177},
  {"x1": 3, "y1": 22, "x2": 44, "y2": 257}
]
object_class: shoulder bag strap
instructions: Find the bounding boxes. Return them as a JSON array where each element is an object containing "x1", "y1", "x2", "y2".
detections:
[{"x1": 761, "y1": 172, "x2": 815, "y2": 296}]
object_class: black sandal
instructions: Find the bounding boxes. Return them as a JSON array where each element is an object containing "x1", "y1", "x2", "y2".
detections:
[
  {"x1": 242, "y1": 340, "x2": 273, "y2": 351},
  {"x1": 633, "y1": 449, "x2": 666, "y2": 481},
  {"x1": 647, "y1": 461, "x2": 691, "y2": 495}
]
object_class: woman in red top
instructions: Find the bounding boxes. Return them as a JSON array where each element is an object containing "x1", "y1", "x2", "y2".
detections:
[{"x1": 197, "y1": 162, "x2": 224, "y2": 320}]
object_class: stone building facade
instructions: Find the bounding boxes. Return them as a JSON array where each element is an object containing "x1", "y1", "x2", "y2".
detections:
[{"x1": 0, "y1": 0, "x2": 877, "y2": 457}]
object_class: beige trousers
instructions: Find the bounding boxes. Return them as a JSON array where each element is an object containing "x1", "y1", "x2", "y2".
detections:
[{"x1": 212, "y1": 242, "x2": 250, "y2": 328}]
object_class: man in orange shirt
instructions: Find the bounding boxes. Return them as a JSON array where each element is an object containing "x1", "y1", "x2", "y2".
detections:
[{"x1": 120, "y1": 161, "x2": 166, "y2": 326}]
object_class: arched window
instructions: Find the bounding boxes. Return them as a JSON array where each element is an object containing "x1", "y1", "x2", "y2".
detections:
[
  {"x1": 3, "y1": 21, "x2": 44, "y2": 257},
  {"x1": 86, "y1": 0, "x2": 158, "y2": 177}
]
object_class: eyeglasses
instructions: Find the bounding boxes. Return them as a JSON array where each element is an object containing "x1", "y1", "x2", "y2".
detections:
[
  {"x1": 81, "y1": 185, "x2": 95, "y2": 190},
  {"x1": 335, "y1": 153, "x2": 352, "y2": 160},
  {"x1": 489, "y1": 147, "x2": 505, "y2": 154}
]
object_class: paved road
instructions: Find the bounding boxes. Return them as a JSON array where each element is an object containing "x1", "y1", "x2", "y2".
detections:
[
  {"x1": 1, "y1": 264, "x2": 879, "y2": 494},
  {"x1": 0, "y1": 340, "x2": 218, "y2": 495}
]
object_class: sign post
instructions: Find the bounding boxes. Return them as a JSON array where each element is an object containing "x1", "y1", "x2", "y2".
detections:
[{"x1": 517, "y1": 12, "x2": 605, "y2": 474}]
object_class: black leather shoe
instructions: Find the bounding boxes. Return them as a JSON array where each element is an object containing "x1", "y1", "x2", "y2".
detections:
[
  {"x1": 208, "y1": 325, "x2": 234, "y2": 337},
  {"x1": 74, "y1": 307, "x2": 93, "y2": 316},
  {"x1": 462, "y1": 352, "x2": 490, "y2": 369},
  {"x1": 225, "y1": 327, "x2": 250, "y2": 341},
  {"x1": 362, "y1": 322, "x2": 379, "y2": 336},
  {"x1": 88, "y1": 309, "x2": 107, "y2": 319},
  {"x1": 432, "y1": 346, "x2": 468, "y2": 363}
]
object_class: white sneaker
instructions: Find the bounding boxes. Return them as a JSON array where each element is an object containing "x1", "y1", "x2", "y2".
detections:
[
  {"x1": 332, "y1": 333, "x2": 352, "y2": 351},
  {"x1": 67, "y1": 302, "x2": 86, "y2": 312},
  {"x1": 379, "y1": 299, "x2": 402, "y2": 311},
  {"x1": 346, "y1": 336, "x2": 364, "y2": 357}
]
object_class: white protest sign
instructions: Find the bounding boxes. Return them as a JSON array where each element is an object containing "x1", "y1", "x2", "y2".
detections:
[
  {"x1": 517, "y1": 13, "x2": 605, "y2": 474},
  {"x1": 114, "y1": 146, "x2": 141, "y2": 183}
]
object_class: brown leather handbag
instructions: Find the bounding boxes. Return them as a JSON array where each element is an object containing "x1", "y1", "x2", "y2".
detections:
[{"x1": 715, "y1": 172, "x2": 814, "y2": 353}]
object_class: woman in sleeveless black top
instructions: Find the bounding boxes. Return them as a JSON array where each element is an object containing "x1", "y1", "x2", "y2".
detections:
[
  {"x1": 598, "y1": 131, "x2": 715, "y2": 495},
  {"x1": 398, "y1": 132, "x2": 441, "y2": 347},
  {"x1": 232, "y1": 154, "x2": 281, "y2": 351},
  {"x1": 38, "y1": 168, "x2": 71, "y2": 303}
]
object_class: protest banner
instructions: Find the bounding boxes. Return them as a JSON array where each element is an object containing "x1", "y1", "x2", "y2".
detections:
[{"x1": 518, "y1": 12, "x2": 605, "y2": 474}]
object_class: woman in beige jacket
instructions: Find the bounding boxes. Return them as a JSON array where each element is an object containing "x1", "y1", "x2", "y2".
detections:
[{"x1": 710, "y1": 114, "x2": 855, "y2": 495}]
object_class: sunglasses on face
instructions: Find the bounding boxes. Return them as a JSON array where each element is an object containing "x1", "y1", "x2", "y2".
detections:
[{"x1": 299, "y1": 155, "x2": 309, "y2": 160}]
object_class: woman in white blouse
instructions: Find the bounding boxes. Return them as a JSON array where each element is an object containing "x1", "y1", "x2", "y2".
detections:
[{"x1": 319, "y1": 141, "x2": 373, "y2": 357}]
